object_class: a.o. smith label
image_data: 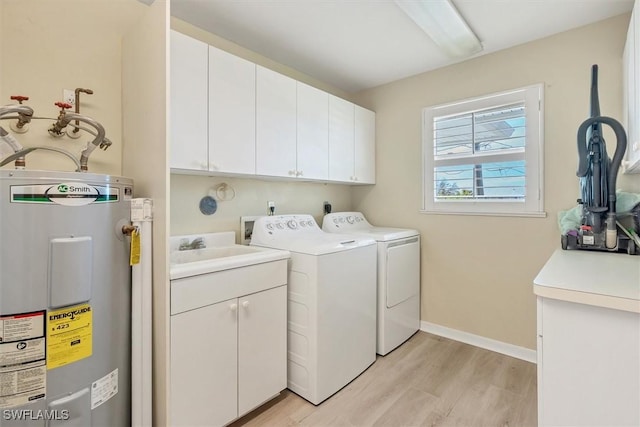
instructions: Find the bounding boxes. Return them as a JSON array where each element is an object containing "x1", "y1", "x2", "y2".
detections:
[{"x1": 11, "y1": 183, "x2": 119, "y2": 206}]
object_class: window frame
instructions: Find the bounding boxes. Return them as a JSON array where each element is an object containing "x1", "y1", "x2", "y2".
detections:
[{"x1": 421, "y1": 84, "x2": 546, "y2": 217}]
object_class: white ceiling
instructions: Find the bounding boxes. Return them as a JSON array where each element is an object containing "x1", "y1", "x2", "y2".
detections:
[{"x1": 171, "y1": 0, "x2": 634, "y2": 93}]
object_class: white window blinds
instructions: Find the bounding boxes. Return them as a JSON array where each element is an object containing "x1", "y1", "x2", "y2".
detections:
[{"x1": 423, "y1": 85, "x2": 544, "y2": 216}]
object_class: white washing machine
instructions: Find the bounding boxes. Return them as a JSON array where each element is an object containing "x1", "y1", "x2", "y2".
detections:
[
  {"x1": 251, "y1": 214, "x2": 377, "y2": 405},
  {"x1": 323, "y1": 212, "x2": 420, "y2": 356}
]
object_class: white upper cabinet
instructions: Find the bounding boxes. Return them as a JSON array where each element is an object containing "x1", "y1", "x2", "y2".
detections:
[
  {"x1": 170, "y1": 31, "x2": 375, "y2": 183},
  {"x1": 209, "y1": 45, "x2": 257, "y2": 174},
  {"x1": 329, "y1": 95, "x2": 355, "y2": 182},
  {"x1": 624, "y1": 0, "x2": 640, "y2": 173},
  {"x1": 297, "y1": 82, "x2": 329, "y2": 180},
  {"x1": 355, "y1": 105, "x2": 376, "y2": 184},
  {"x1": 329, "y1": 96, "x2": 376, "y2": 184},
  {"x1": 256, "y1": 66, "x2": 297, "y2": 177},
  {"x1": 170, "y1": 30, "x2": 208, "y2": 171}
]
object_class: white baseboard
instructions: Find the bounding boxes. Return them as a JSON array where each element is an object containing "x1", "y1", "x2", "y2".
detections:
[{"x1": 420, "y1": 321, "x2": 537, "y2": 364}]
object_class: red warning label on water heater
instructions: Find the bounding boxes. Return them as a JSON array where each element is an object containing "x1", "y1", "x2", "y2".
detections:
[{"x1": 0, "y1": 311, "x2": 47, "y2": 409}]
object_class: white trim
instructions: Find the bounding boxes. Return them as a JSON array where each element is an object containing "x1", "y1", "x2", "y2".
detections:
[
  {"x1": 420, "y1": 321, "x2": 537, "y2": 364},
  {"x1": 420, "y1": 209, "x2": 547, "y2": 218}
]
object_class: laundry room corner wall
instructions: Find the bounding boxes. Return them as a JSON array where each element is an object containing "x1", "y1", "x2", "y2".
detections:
[
  {"x1": 351, "y1": 13, "x2": 638, "y2": 350},
  {"x1": 0, "y1": 1, "x2": 3, "y2": 89},
  {"x1": 0, "y1": 0, "x2": 146, "y2": 176},
  {"x1": 122, "y1": 1, "x2": 170, "y2": 425}
]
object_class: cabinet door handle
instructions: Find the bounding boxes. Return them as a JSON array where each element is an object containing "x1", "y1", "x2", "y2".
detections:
[
  {"x1": 229, "y1": 303, "x2": 238, "y2": 312},
  {"x1": 288, "y1": 170, "x2": 295, "y2": 176},
  {"x1": 241, "y1": 301, "x2": 250, "y2": 309},
  {"x1": 296, "y1": 170, "x2": 303, "y2": 177}
]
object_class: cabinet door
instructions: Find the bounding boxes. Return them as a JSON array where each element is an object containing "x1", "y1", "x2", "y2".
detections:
[
  {"x1": 538, "y1": 298, "x2": 640, "y2": 427},
  {"x1": 238, "y1": 286, "x2": 287, "y2": 416},
  {"x1": 170, "y1": 31, "x2": 208, "y2": 171},
  {"x1": 256, "y1": 66, "x2": 297, "y2": 177},
  {"x1": 631, "y1": 3, "x2": 640, "y2": 170},
  {"x1": 297, "y1": 82, "x2": 329, "y2": 180},
  {"x1": 354, "y1": 105, "x2": 376, "y2": 184},
  {"x1": 328, "y1": 95, "x2": 355, "y2": 182},
  {"x1": 209, "y1": 45, "x2": 256, "y2": 174},
  {"x1": 170, "y1": 299, "x2": 238, "y2": 427}
]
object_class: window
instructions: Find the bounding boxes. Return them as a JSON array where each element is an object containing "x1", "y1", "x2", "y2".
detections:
[{"x1": 422, "y1": 84, "x2": 545, "y2": 216}]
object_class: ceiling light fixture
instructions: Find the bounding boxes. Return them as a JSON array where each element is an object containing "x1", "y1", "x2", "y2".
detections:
[{"x1": 394, "y1": 0, "x2": 483, "y2": 59}]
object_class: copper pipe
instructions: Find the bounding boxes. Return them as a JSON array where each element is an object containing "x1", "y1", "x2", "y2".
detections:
[{"x1": 73, "y1": 88, "x2": 93, "y2": 134}]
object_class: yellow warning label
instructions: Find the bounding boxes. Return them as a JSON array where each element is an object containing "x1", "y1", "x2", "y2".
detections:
[
  {"x1": 46, "y1": 304, "x2": 92, "y2": 370},
  {"x1": 130, "y1": 228, "x2": 140, "y2": 266}
]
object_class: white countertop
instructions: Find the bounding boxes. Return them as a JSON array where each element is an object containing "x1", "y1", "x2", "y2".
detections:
[{"x1": 534, "y1": 249, "x2": 640, "y2": 313}]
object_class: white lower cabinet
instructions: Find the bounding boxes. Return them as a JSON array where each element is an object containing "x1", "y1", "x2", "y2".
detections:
[
  {"x1": 238, "y1": 286, "x2": 287, "y2": 415},
  {"x1": 537, "y1": 297, "x2": 640, "y2": 427},
  {"x1": 171, "y1": 299, "x2": 238, "y2": 427},
  {"x1": 170, "y1": 285, "x2": 287, "y2": 426}
]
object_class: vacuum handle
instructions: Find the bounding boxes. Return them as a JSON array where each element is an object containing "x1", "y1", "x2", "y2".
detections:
[
  {"x1": 590, "y1": 65, "x2": 601, "y2": 118},
  {"x1": 576, "y1": 116, "x2": 627, "y2": 209}
]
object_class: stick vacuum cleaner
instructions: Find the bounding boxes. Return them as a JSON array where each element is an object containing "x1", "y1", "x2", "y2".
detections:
[{"x1": 561, "y1": 65, "x2": 637, "y2": 255}]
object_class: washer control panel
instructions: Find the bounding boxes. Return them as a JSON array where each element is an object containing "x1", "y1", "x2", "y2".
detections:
[
  {"x1": 322, "y1": 212, "x2": 371, "y2": 232},
  {"x1": 253, "y1": 214, "x2": 321, "y2": 237}
]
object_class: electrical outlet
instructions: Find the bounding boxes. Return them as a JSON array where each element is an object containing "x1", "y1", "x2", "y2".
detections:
[
  {"x1": 63, "y1": 89, "x2": 75, "y2": 107},
  {"x1": 267, "y1": 201, "x2": 275, "y2": 215}
]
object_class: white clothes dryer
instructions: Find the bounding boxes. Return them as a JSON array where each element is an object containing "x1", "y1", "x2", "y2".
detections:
[
  {"x1": 323, "y1": 212, "x2": 420, "y2": 356},
  {"x1": 251, "y1": 214, "x2": 377, "y2": 405}
]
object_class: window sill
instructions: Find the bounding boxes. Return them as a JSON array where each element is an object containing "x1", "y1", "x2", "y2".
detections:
[{"x1": 419, "y1": 210, "x2": 547, "y2": 218}]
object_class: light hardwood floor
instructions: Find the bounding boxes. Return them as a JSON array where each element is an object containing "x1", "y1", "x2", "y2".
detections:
[{"x1": 230, "y1": 332, "x2": 537, "y2": 427}]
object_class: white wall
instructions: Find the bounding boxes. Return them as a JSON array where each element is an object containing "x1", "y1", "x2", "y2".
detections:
[
  {"x1": 0, "y1": 0, "x2": 145, "y2": 175},
  {"x1": 0, "y1": 1, "x2": 3, "y2": 92},
  {"x1": 170, "y1": 174, "x2": 353, "y2": 239},
  {"x1": 352, "y1": 14, "x2": 639, "y2": 350},
  {"x1": 122, "y1": 1, "x2": 170, "y2": 425}
]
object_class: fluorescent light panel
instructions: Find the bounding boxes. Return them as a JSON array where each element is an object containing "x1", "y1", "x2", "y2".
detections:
[{"x1": 395, "y1": 0, "x2": 483, "y2": 59}]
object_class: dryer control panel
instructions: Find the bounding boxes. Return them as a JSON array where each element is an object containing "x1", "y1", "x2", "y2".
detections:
[{"x1": 322, "y1": 212, "x2": 371, "y2": 232}]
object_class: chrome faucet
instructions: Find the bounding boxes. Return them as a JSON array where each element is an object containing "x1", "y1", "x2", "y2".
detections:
[{"x1": 178, "y1": 237, "x2": 206, "y2": 251}]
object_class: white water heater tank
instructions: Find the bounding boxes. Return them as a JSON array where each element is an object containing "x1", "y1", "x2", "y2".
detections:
[{"x1": 0, "y1": 170, "x2": 133, "y2": 426}]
